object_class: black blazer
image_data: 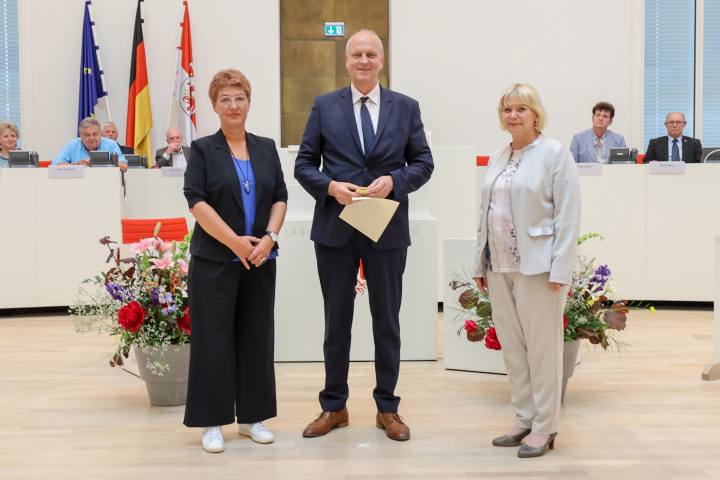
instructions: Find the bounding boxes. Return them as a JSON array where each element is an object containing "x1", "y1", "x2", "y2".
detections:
[
  {"x1": 644, "y1": 135, "x2": 702, "y2": 163},
  {"x1": 294, "y1": 86, "x2": 434, "y2": 249},
  {"x1": 184, "y1": 130, "x2": 288, "y2": 262}
]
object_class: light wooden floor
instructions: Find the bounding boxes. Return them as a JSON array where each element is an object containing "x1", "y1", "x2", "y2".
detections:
[{"x1": 1, "y1": 307, "x2": 719, "y2": 480}]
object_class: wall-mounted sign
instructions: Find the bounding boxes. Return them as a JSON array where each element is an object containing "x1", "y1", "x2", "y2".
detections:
[{"x1": 325, "y1": 22, "x2": 345, "y2": 37}]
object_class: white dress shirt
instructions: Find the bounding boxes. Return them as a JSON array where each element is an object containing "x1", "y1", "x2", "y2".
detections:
[{"x1": 163, "y1": 148, "x2": 187, "y2": 167}]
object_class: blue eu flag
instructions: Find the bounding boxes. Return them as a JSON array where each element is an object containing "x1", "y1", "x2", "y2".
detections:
[{"x1": 78, "y1": 1, "x2": 107, "y2": 128}]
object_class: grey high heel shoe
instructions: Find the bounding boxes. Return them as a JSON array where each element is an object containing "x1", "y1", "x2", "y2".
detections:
[
  {"x1": 491, "y1": 428, "x2": 532, "y2": 447},
  {"x1": 517, "y1": 432, "x2": 558, "y2": 458}
]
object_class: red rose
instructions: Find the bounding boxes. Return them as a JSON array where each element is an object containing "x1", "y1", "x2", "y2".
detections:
[
  {"x1": 177, "y1": 307, "x2": 191, "y2": 335},
  {"x1": 118, "y1": 301, "x2": 145, "y2": 332},
  {"x1": 563, "y1": 315, "x2": 568, "y2": 330},
  {"x1": 463, "y1": 320, "x2": 478, "y2": 334},
  {"x1": 484, "y1": 327, "x2": 502, "y2": 350}
]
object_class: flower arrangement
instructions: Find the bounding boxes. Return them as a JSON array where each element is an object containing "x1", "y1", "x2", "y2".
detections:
[
  {"x1": 450, "y1": 234, "x2": 653, "y2": 352},
  {"x1": 563, "y1": 233, "x2": 653, "y2": 350},
  {"x1": 448, "y1": 272, "x2": 500, "y2": 350},
  {"x1": 71, "y1": 225, "x2": 192, "y2": 374}
]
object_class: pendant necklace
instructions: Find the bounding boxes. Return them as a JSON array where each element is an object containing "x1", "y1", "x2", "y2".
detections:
[{"x1": 230, "y1": 146, "x2": 250, "y2": 193}]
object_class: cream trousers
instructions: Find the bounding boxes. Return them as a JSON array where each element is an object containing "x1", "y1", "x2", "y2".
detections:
[{"x1": 486, "y1": 271, "x2": 567, "y2": 434}]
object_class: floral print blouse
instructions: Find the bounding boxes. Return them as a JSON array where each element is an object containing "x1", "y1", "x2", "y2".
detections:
[{"x1": 486, "y1": 149, "x2": 523, "y2": 272}]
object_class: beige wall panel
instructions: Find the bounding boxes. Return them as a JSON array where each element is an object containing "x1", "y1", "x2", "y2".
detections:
[
  {"x1": 282, "y1": 115, "x2": 313, "y2": 147},
  {"x1": 280, "y1": 0, "x2": 336, "y2": 40},
  {"x1": 282, "y1": 77, "x2": 337, "y2": 116},
  {"x1": 335, "y1": 0, "x2": 389, "y2": 38},
  {"x1": 282, "y1": 41, "x2": 336, "y2": 78}
]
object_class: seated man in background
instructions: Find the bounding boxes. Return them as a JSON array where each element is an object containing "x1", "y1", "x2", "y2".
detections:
[
  {"x1": 101, "y1": 121, "x2": 134, "y2": 155},
  {"x1": 52, "y1": 117, "x2": 128, "y2": 172},
  {"x1": 570, "y1": 101, "x2": 627, "y2": 163},
  {"x1": 155, "y1": 128, "x2": 189, "y2": 167},
  {"x1": 644, "y1": 112, "x2": 702, "y2": 163}
]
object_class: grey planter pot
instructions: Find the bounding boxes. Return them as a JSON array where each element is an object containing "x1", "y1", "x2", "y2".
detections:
[
  {"x1": 561, "y1": 340, "x2": 581, "y2": 402},
  {"x1": 134, "y1": 344, "x2": 190, "y2": 406}
]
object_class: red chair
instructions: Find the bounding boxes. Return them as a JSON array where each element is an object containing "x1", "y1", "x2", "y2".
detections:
[
  {"x1": 121, "y1": 218, "x2": 189, "y2": 244},
  {"x1": 637, "y1": 154, "x2": 645, "y2": 164},
  {"x1": 476, "y1": 156, "x2": 489, "y2": 166},
  {"x1": 39, "y1": 161, "x2": 51, "y2": 168}
]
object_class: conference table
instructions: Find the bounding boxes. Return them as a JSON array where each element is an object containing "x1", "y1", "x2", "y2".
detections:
[{"x1": 2, "y1": 160, "x2": 719, "y2": 362}]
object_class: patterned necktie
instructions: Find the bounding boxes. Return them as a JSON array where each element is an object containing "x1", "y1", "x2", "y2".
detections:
[
  {"x1": 672, "y1": 138, "x2": 680, "y2": 162},
  {"x1": 360, "y1": 97, "x2": 375, "y2": 159}
]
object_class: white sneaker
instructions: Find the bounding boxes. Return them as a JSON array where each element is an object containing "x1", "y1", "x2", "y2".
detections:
[
  {"x1": 238, "y1": 422, "x2": 274, "y2": 444},
  {"x1": 202, "y1": 426, "x2": 224, "y2": 453}
]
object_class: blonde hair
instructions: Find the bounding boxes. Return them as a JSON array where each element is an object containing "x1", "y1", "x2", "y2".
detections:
[
  {"x1": 0, "y1": 121, "x2": 19, "y2": 138},
  {"x1": 497, "y1": 83, "x2": 548, "y2": 132}
]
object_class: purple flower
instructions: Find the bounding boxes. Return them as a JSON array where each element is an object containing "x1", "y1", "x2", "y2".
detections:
[
  {"x1": 106, "y1": 282, "x2": 132, "y2": 302},
  {"x1": 150, "y1": 288, "x2": 160, "y2": 306},
  {"x1": 161, "y1": 304, "x2": 179, "y2": 316},
  {"x1": 590, "y1": 265, "x2": 611, "y2": 287}
]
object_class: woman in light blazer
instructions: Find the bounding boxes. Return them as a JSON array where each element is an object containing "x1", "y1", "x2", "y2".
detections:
[{"x1": 473, "y1": 83, "x2": 581, "y2": 458}]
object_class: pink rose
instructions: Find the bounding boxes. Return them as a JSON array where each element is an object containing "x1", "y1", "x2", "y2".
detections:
[
  {"x1": 484, "y1": 327, "x2": 502, "y2": 350},
  {"x1": 118, "y1": 301, "x2": 145, "y2": 332}
]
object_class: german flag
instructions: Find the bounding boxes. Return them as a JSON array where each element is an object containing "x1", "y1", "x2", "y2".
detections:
[{"x1": 126, "y1": 0, "x2": 153, "y2": 163}]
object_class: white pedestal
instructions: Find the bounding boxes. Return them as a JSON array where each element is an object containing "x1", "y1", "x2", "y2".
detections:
[
  {"x1": 442, "y1": 238, "x2": 506, "y2": 374},
  {"x1": 274, "y1": 184, "x2": 438, "y2": 361},
  {"x1": 702, "y1": 235, "x2": 720, "y2": 381}
]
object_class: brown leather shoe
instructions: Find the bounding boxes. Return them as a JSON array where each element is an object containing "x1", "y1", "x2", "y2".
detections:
[
  {"x1": 302, "y1": 407, "x2": 349, "y2": 437},
  {"x1": 376, "y1": 412, "x2": 410, "y2": 441}
]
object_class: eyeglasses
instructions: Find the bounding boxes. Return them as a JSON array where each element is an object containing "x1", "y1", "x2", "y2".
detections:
[
  {"x1": 217, "y1": 95, "x2": 248, "y2": 108},
  {"x1": 666, "y1": 121, "x2": 685, "y2": 126}
]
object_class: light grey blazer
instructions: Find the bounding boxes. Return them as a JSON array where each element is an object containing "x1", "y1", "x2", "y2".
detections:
[
  {"x1": 570, "y1": 128, "x2": 627, "y2": 163},
  {"x1": 473, "y1": 135, "x2": 581, "y2": 285}
]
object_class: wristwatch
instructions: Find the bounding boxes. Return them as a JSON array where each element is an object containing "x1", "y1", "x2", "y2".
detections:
[{"x1": 265, "y1": 231, "x2": 278, "y2": 242}]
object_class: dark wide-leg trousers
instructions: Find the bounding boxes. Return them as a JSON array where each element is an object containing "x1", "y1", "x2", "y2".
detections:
[
  {"x1": 315, "y1": 232, "x2": 408, "y2": 413},
  {"x1": 183, "y1": 255, "x2": 277, "y2": 427}
]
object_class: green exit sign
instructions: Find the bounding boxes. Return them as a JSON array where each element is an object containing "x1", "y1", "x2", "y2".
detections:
[{"x1": 325, "y1": 22, "x2": 345, "y2": 37}]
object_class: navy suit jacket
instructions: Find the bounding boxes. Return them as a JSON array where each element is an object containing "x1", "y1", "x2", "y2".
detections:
[
  {"x1": 184, "y1": 130, "x2": 288, "y2": 261},
  {"x1": 644, "y1": 135, "x2": 702, "y2": 163},
  {"x1": 294, "y1": 86, "x2": 434, "y2": 249}
]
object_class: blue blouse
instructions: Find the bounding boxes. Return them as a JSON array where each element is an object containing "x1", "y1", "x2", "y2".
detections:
[{"x1": 231, "y1": 155, "x2": 278, "y2": 262}]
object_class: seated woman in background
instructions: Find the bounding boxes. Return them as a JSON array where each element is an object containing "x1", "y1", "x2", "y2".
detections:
[{"x1": 0, "y1": 121, "x2": 19, "y2": 167}]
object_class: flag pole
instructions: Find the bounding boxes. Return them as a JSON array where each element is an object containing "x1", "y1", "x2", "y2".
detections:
[
  {"x1": 86, "y1": 1, "x2": 112, "y2": 121},
  {"x1": 166, "y1": 1, "x2": 186, "y2": 134}
]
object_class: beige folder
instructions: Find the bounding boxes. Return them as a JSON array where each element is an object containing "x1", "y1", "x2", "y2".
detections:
[{"x1": 339, "y1": 198, "x2": 399, "y2": 242}]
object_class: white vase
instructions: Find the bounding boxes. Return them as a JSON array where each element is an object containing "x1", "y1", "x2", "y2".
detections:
[
  {"x1": 133, "y1": 344, "x2": 190, "y2": 406},
  {"x1": 561, "y1": 340, "x2": 581, "y2": 402}
]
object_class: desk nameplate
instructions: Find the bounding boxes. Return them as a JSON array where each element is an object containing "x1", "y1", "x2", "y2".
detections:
[
  {"x1": 161, "y1": 167, "x2": 186, "y2": 177},
  {"x1": 649, "y1": 162, "x2": 685, "y2": 174},
  {"x1": 576, "y1": 163, "x2": 602, "y2": 175},
  {"x1": 48, "y1": 165, "x2": 85, "y2": 178}
]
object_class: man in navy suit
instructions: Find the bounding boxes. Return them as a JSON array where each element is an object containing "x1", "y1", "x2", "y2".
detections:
[
  {"x1": 570, "y1": 102, "x2": 627, "y2": 163},
  {"x1": 295, "y1": 29, "x2": 433, "y2": 441},
  {"x1": 644, "y1": 112, "x2": 703, "y2": 163}
]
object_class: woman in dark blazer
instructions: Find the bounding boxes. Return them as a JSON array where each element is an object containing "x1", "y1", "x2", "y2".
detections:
[{"x1": 183, "y1": 69, "x2": 288, "y2": 453}]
